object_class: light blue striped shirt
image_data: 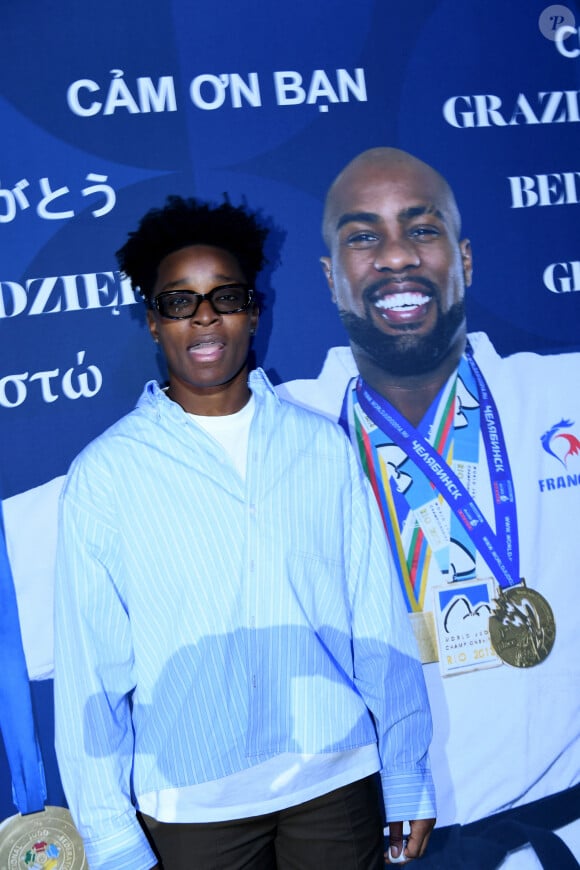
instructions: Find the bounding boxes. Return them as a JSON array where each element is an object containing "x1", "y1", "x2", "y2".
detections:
[{"x1": 54, "y1": 370, "x2": 435, "y2": 870}]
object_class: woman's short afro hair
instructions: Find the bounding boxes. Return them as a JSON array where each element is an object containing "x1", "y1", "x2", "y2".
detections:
[{"x1": 116, "y1": 195, "x2": 269, "y2": 302}]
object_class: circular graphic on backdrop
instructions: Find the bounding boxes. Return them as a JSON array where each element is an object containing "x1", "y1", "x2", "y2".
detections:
[
  {"x1": 538, "y1": 4, "x2": 576, "y2": 40},
  {"x1": 0, "y1": 806, "x2": 87, "y2": 869}
]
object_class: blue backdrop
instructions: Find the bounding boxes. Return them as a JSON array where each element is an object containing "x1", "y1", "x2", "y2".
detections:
[{"x1": 1, "y1": 0, "x2": 579, "y2": 820}]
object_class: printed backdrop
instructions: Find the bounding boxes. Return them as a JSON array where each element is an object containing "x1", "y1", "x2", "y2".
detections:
[{"x1": 1, "y1": 0, "x2": 579, "y2": 819}]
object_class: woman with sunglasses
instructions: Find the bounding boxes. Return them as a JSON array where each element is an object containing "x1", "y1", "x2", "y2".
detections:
[{"x1": 53, "y1": 196, "x2": 435, "y2": 870}]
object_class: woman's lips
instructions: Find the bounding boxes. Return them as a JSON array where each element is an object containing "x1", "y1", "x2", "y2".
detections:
[{"x1": 187, "y1": 338, "x2": 225, "y2": 361}]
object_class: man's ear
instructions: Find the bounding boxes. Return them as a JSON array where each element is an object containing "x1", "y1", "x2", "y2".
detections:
[
  {"x1": 320, "y1": 256, "x2": 337, "y2": 303},
  {"x1": 460, "y1": 239, "x2": 473, "y2": 288}
]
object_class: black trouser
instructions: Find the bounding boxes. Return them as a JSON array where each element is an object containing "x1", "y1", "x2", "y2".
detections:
[{"x1": 140, "y1": 774, "x2": 384, "y2": 870}]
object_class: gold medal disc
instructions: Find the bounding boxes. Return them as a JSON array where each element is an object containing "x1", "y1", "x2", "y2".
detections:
[
  {"x1": 0, "y1": 805, "x2": 87, "y2": 869},
  {"x1": 489, "y1": 583, "x2": 556, "y2": 668}
]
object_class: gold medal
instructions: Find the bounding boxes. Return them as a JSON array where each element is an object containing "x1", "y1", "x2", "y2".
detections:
[
  {"x1": 489, "y1": 581, "x2": 556, "y2": 668},
  {"x1": 0, "y1": 805, "x2": 87, "y2": 869}
]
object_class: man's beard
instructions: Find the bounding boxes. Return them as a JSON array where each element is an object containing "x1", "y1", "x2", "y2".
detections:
[{"x1": 338, "y1": 299, "x2": 466, "y2": 377}]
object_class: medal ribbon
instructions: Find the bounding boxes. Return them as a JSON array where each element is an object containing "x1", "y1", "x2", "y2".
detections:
[
  {"x1": 354, "y1": 346, "x2": 520, "y2": 592},
  {"x1": 466, "y1": 346, "x2": 519, "y2": 570},
  {"x1": 349, "y1": 379, "x2": 457, "y2": 610},
  {"x1": 0, "y1": 495, "x2": 46, "y2": 814}
]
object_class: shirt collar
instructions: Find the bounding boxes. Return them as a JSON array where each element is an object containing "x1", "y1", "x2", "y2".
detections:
[{"x1": 138, "y1": 367, "x2": 280, "y2": 417}]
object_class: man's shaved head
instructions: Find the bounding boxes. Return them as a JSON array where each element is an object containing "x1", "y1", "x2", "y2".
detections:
[{"x1": 322, "y1": 147, "x2": 462, "y2": 249}]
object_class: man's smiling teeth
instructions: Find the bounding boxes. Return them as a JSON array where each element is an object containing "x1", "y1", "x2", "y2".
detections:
[{"x1": 374, "y1": 292, "x2": 430, "y2": 312}]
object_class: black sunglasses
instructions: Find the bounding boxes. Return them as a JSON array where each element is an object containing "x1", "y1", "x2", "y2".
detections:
[{"x1": 150, "y1": 284, "x2": 254, "y2": 319}]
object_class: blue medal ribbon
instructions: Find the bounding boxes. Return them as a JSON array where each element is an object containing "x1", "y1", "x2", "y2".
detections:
[
  {"x1": 355, "y1": 346, "x2": 520, "y2": 590},
  {"x1": 466, "y1": 346, "x2": 519, "y2": 570},
  {"x1": 0, "y1": 495, "x2": 46, "y2": 814}
]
